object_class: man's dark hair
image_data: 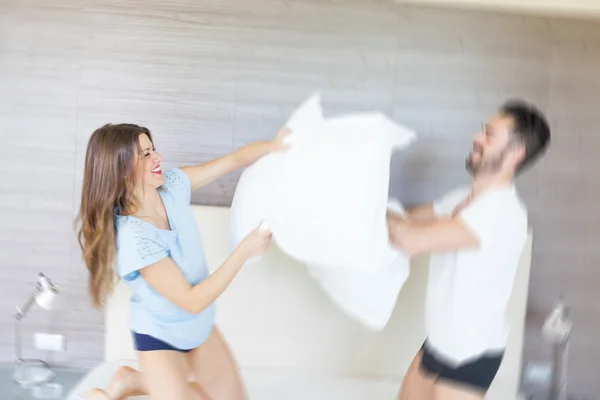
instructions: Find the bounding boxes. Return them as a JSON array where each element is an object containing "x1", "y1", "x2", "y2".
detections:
[{"x1": 499, "y1": 99, "x2": 551, "y2": 175}]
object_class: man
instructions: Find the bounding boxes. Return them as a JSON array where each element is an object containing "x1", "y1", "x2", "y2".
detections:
[{"x1": 387, "y1": 100, "x2": 551, "y2": 400}]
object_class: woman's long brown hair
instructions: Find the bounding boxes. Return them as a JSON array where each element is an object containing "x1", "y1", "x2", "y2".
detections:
[{"x1": 76, "y1": 123, "x2": 153, "y2": 308}]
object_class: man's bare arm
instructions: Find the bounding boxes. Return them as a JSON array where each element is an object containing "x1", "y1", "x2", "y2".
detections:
[
  {"x1": 387, "y1": 213, "x2": 479, "y2": 257},
  {"x1": 405, "y1": 203, "x2": 438, "y2": 223}
]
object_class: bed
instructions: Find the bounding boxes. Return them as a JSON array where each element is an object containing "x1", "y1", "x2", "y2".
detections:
[{"x1": 66, "y1": 205, "x2": 532, "y2": 399}]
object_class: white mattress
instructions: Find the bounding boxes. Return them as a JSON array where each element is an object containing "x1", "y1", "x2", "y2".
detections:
[{"x1": 65, "y1": 360, "x2": 401, "y2": 400}]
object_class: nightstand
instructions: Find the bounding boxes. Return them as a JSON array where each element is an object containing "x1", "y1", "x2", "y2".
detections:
[{"x1": 1, "y1": 363, "x2": 87, "y2": 400}]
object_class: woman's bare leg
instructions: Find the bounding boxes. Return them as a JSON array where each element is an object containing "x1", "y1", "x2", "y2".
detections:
[
  {"x1": 137, "y1": 350, "x2": 205, "y2": 400},
  {"x1": 187, "y1": 327, "x2": 246, "y2": 400},
  {"x1": 84, "y1": 362, "x2": 207, "y2": 400},
  {"x1": 104, "y1": 366, "x2": 145, "y2": 398}
]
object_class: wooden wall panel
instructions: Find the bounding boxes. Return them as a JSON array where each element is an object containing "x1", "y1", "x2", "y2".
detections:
[
  {"x1": 0, "y1": 0, "x2": 87, "y2": 366},
  {"x1": 1, "y1": 0, "x2": 598, "y2": 395}
]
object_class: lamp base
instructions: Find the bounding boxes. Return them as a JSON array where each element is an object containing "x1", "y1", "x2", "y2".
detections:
[{"x1": 13, "y1": 358, "x2": 56, "y2": 388}]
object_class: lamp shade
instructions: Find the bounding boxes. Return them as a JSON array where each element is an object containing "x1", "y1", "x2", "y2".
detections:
[{"x1": 34, "y1": 274, "x2": 60, "y2": 311}]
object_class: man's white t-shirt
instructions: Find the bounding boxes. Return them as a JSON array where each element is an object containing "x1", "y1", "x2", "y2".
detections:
[{"x1": 425, "y1": 184, "x2": 528, "y2": 366}]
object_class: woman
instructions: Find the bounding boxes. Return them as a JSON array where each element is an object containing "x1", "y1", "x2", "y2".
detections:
[{"x1": 77, "y1": 123, "x2": 289, "y2": 400}]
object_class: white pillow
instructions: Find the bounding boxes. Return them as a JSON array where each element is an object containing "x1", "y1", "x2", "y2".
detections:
[
  {"x1": 228, "y1": 94, "x2": 324, "y2": 254},
  {"x1": 230, "y1": 93, "x2": 416, "y2": 272},
  {"x1": 305, "y1": 200, "x2": 411, "y2": 331}
]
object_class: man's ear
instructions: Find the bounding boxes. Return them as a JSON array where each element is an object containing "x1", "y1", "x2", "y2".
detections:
[{"x1": 511, "y1": 143, "x2": 526, "y2": 166}]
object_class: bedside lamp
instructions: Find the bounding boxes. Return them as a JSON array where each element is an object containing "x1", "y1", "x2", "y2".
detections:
[
  {"x1": 13, "y1": 272, "x2": 61, "y2": 388},
  {"x1": 542, "y1": 296, "x2": 572, "y2": 400},
  {"x1": 528, "y1": 296, "x2": 573, "y2": 400}
]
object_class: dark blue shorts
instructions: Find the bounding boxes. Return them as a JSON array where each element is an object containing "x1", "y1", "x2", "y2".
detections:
[
  {"x1": 419, "y1": 339, "x2": 504, "y2": 391},
  {"x1": 132, "y1": 332, "x2": 194, "y2": 353}
]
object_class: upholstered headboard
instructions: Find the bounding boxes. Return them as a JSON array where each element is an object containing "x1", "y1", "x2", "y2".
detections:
[{"x1": 104, "y1": 205, "x2": 533, "y2": 399}]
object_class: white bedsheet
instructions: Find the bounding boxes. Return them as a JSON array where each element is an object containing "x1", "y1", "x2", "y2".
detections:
[{"x1": 65, "y1": 360, "x2": 401, "y2": 400}]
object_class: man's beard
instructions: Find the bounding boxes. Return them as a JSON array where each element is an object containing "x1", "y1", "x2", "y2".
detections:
[{"x1": 465, "y1": 149, "x2": 508, "y2": 176}]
